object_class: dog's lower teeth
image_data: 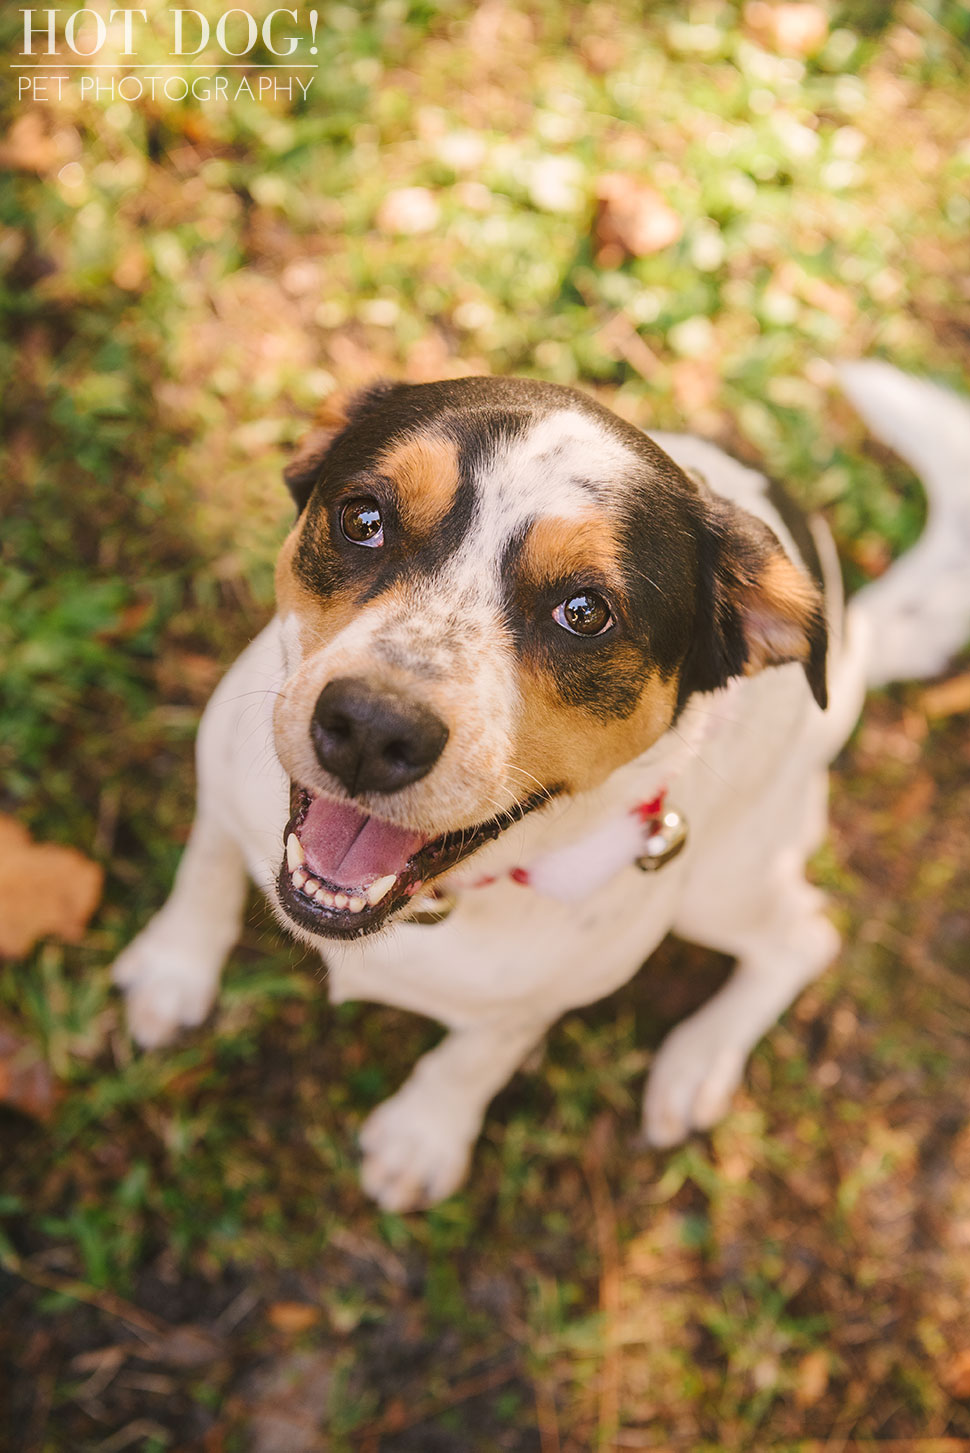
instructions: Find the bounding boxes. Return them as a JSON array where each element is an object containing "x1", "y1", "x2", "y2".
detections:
[
  {"x1": 366, "y1": 873, "x2": 397, "y2": 907},
  {"x1": 286, "y1": 833, "x2": 305, "y2": 871},
  {"x1": 290, "y1": 869, "x2": 365, "y2": 912}
]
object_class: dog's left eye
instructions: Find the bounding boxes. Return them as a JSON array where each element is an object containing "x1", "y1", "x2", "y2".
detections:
[
  {"x1": 339, "y1": 498, "x2": 384, "y2": 547},
  {"x1": 552, "y1": 591, "x2": 614, "y2": 637}
]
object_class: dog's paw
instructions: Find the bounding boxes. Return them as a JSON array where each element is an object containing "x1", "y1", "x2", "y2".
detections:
[
  {"x1": 358, "y1": 1081, "x2": 480, "y2": 1212},
  {"x1": 112, "y1": 933, "x2": 219, "y2": 1049},
  {"x1": 642, "y1": 1014, "x2": 749, "y2": 1149}
]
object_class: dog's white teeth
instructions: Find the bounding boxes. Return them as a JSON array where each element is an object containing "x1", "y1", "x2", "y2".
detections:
[
  {"x1": 286, "y1": 833, "x2": 305, "y2": 870},
  {"x1": 293, "y1": 867, "x2": 390, "y2": 914},
  {"x1": 365, "y1": 874, "x2": 397, "y2": 907}
]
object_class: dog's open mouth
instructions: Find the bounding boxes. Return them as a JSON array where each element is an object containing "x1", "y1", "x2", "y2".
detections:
[{"x1": 276, "y1": 785, "x2": 552, "y2": 939}]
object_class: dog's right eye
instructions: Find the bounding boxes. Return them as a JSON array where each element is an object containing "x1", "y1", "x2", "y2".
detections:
[{"x1": 339, "y1": 498, "x2": 384, "y2": 547}]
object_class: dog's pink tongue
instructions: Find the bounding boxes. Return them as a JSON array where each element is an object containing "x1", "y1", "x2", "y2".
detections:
[{"x1": 298, "y1": 795, "x2": 425, "y2": 887}]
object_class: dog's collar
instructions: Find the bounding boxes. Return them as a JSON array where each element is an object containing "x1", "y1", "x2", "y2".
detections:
[
  {"x1": 402, "y1": 793, "x2": 689, "y2": 925},
  {"x1": 401, "y1": 688, "x2": 724, "y2": 924}
]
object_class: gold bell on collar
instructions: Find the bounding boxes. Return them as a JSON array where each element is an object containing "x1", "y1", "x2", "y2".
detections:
[
  {"x1": 401, "y1": 886, "x2": 458, "y2": 925},
  {"x1": 635, "y1": 806, "x2": 688, "y2": 873}
]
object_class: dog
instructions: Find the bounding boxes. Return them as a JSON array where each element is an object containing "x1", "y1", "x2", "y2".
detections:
[{"x1": 113, "y1": 363, "x2": 970, "y2": 1211}]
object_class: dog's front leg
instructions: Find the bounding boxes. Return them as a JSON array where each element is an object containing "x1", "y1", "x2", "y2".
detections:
[
  {"x1": 358, "y1": 1014, "x2": 554, "y2": 1211},
  {"x1": 113, "y1": 807, "x2": 249, "y2": 1048},
  {"x1": 643, "y1": 868, "x2": 839, "y2": 1147}
]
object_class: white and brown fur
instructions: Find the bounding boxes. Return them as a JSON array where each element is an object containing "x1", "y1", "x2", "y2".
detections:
[{"x1": 114, "y1": 364, "x2": 970, "y2": 1211}]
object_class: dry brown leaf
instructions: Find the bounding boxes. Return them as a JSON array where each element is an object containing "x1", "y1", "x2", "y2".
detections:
[
  {"x1": 0, "y1": 112, "x2": 80, "y2": 175},
  {"x1": 744, "y1": 1, "x2": 829, "y2": 56},
  {"x1": 795, "y1": 1347, "x2": 830, "y2": 1407},
  {"x1": 671, "y1": 359, "x2": 720, "y2": 415},
  {"x1": 892, "y1": 770, "x2": 936, "y2": 824},
  {"x1": 941, "y1": 1346, "x2": 970, "y2": 1399},
  {"x1": 594, "y1": 175, "x2": 682, "y2": 263},
  {"x1": 267, "y1": 1302, "x2": 321, "y2": 1335},
  {"x1": 920, "y1": 671, "x2": 970, "y2": 719},
  {"x1": 112, "y1": 246, "x2": 149, "y2": 292},
  {"x1": 0, "y1": 815, "x2": 103, "y2": 958},
  {"x1": 155, "y1": 650, "x2": 224, "y2": 702},
  {"x1": 0, "y1": 1026, "x2": 59, "y2": 1121}
]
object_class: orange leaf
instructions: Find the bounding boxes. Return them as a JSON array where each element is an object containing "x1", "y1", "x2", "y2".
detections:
[
  {"x1": 267, "y1": 1302, "x2": 321, "y2": 1334},
  {"x1": 594, "y1": 174, "x2": 682, "y2": 262},
  {"x1": 745, "y1": 2, "x2": 829, "y2": 56},
  {"x1": 941, "y1": 1346, "x2": 970, "y2": 1399},
  {"x1": 795, "y1": 1347, "x2": 830, "y2": 1408},
  {"x1": 921, "y1": 671, "x2": 970, "y2": 719},
  {"x1": 0, "y1": 815, "x2": 103, "y2": 958}
]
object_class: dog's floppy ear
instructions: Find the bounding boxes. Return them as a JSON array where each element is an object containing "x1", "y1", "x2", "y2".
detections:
[
  {"x1": 283, "y1": 379, "x2": 398, "y2": 513},
  {"x1": 682, "y1": 497, "x2": 828, "y2": 709}
]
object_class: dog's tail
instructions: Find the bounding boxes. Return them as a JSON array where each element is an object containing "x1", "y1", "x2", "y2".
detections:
[{"x1": 839, "y1": 360, "x2": 970, "y2": 687}]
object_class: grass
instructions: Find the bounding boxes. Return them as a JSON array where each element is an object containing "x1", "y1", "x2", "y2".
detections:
[{"x1": 1, "y1": 1, "x2": 969, "y2": 1448}]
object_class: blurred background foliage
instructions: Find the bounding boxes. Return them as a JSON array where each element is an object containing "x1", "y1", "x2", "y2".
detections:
[{"x1": 1, "y1": 2, "x2": 969, "y2": 1449}]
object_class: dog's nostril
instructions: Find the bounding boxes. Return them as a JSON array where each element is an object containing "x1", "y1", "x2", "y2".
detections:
[{"x1": 311, "y1": 677, "x2": 449, "y2": 797}]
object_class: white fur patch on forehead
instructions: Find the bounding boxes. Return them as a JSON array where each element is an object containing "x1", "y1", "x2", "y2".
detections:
[
  {"x1": 483, "y1": 407, "x2": 634, "y2": 515},
  {"x1": 451, "y1": 408, "x2": 635, "y2": 595}
]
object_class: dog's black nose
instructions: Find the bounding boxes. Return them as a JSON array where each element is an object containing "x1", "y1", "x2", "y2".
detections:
[{"x1": 311, "y1": 677, "x2": 449, "y2": 796}]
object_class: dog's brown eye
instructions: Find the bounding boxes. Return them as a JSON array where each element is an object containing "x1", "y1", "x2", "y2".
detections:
[
  {"x1": 340, "y1": 498, "x2": 384, "y2": 547},
  {"x1": 553, "y1": 591, "x2": 614, "y2": 637}
]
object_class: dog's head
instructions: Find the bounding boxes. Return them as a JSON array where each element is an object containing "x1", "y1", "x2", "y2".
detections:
[{"x1": 272, "y1": 377, "x2": 827, "y2": 938}]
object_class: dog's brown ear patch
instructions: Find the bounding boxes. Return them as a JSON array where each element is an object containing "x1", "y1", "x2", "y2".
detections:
[
  {"x1": 283, "y1": 380, "x2": 398, "y2": 512},
  {"x1": 684, "y1": 501, "x2": 828, "y2": 709}
]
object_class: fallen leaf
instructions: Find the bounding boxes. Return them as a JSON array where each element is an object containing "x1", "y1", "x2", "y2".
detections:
[
  {"x1": 0, "y1": 111, "x2": 80, "y2": 174},
  {"x1": 155, "y1": 650, "x2": 224, "y2": 702},
  {"x1": 744, "y1": 1, "x2": 828, "y2": 56},
  {"x1": 112, "y1": 246, "x2": 149, "y2": 292},
  {"x1": 941, "y1": 1346, "x2": 970, "y2": 1399},
  {"x1": 0, "y1": 1027, "x2": 59, "y2": 1121},
  {"x1": 893, "y1": 770, "x2": 936, "y2": 824},
  {"x1": 920, "y1": 671, "x2": 970, "y2": 719},
  {"x1": 594, "y1": 174, "x2": 682, "y2": 263},
  {"x1": 671, "y1": 359, "x2": 720, "y2": 414},
  {"x1": 267, "y1": 1302, "x2": 321, "y2": 1334},
  {"x1": 795, "y1": 1347, "x2": 830, "y2": 1407},
  {"x1": 0, "y1": 816, "x2": 103, "y2": 958},
  {"x1": 96, "y1": 598, "x2": 153, "y2": 641}
]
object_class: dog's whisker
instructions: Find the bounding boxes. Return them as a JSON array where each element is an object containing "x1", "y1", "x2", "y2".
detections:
[
  {"x1": 664, "y1": 722, "x2": 734, "y2": 791},
  {"x1": 220, "y1": 689, "x2": 288, "y2": 705}
]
